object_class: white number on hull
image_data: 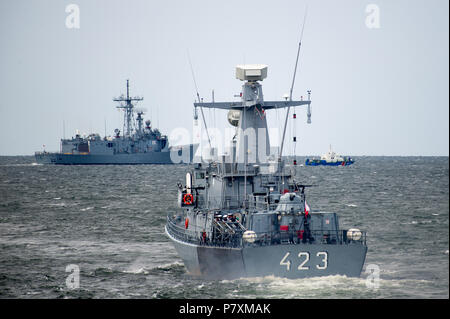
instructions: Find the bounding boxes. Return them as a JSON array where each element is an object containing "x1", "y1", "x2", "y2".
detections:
[
  {"x1": 297, "y1": 252, "x2": 310, "y2": 270},
  {"x1": 316, "y1": 252, "x2": 328, "y2": 270},
  {"x1": 280, "y1": 252, "x2": 291, "y2": 271}
]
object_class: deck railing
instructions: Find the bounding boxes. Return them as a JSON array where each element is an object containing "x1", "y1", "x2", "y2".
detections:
[{"x1": 166, "y1": 215, "x2": 366, "y2": 248}]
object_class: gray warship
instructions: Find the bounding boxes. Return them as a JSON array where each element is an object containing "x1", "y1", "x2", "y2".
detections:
[
  {"x1": 165, "y1": 65, "x2": 367, "y2": 279},
  {"x1": 35, "y1": 80, "x2": 195, "y2": 165}
]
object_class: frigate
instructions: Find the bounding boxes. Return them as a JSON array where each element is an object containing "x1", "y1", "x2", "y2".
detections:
[
  {"x1": 35, "y1": 80, "x2": 195, "y2": 165},
  {"x1": 165, "y1": 64, "x2": 367, "y2": 280}
]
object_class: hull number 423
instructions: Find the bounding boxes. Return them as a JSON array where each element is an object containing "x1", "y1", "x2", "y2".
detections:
[{"x1": 280, "y1": 251, "x2": 328, "y2": 271}]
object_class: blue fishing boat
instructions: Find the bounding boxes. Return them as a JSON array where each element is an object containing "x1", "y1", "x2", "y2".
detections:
[{"x1": 305, "y1": 145, "x2": 354, "y2": 166}]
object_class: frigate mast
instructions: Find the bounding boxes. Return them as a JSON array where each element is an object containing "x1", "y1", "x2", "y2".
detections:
[{"x1": 113, "y1": 79, "x2": 143, "y2": 138}]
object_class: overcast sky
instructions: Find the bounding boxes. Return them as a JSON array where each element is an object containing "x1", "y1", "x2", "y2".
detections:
[{"x1": 0, "y1": 0, "x2": 448, "y2": 156}]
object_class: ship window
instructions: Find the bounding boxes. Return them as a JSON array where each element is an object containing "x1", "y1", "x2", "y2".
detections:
[{"x1": 196, "y1": 172, "x2": 205, "y2": 179}]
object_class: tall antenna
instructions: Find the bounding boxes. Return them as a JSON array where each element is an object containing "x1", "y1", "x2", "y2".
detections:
[
  {"x1": 187, "y1": 50, "x2": 201, "y2": 103},
  {"x1": 187, "y1": 50, "x2": 213, "y2": 150},
  {"x1": 279, "y1": 7, "x2": 308, "y2": 160},
  {"x1": 113, "y1": 79, "x2": 143, "y2": 138},
  {"x1": 289, "y1": 6, "x2": 308, "y2": 102}
]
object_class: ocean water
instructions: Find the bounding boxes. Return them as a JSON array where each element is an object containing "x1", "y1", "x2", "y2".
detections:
[{"x1": 0, "y1": 156, "x2": 448, "y2": 299}]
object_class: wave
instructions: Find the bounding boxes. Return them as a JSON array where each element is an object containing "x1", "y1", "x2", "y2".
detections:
[
  {"x1": 220, "y1": 274, "x2": 437, "y2": 298},
  {"x1": 0, "y1": 163, "x2": 42, "y2": 167},
  {"x1": 121, "y1": 261, "x2": 184, "y2": 275},
  {"x1": 153, "y1": 261, "x2": 185, "y2": 272},
  {"x1": 48, "y1": 202, "x2": 66, "y2": 207},
  {"x1": 123, "y1": 267, "x2": 149, "y2": 275}
]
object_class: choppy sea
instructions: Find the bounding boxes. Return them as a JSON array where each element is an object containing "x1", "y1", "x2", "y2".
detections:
[{"x1": 0, "y1": 156, "x2": 448, "y2": 299}]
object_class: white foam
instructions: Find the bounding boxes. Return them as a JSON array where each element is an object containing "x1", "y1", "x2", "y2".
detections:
[
  {"x1": 222, "y1": 273, "x2": 436, "y2": 299},
  {"x1": 123, "y1": 267, "x2": 149, "y2": 275},
  {"x1": 48, "y1": 202, "x2": 66, "y2": 207},
  {"x1": 154, "y1": 261, "x2": 184, "y2": 270}
]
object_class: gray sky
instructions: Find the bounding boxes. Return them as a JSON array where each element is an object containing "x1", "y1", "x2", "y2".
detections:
[{"x1": 0, "y1": 0, "x2": 448, "y2": 156}]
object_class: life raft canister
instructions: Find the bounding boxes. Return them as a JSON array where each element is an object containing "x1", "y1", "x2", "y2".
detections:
[
  {"x1": 183, "y1": 193, "x2": 194, "y2": 205},
  {"x1": 185, "y1": 218, "x2": 189, "y2": 229}
]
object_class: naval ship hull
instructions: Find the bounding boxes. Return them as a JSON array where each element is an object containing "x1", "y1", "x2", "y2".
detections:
[
  {"x1": 35, "y1": 152, "x2": 172, "y2": 165},
  {"x1": 166, "y1": 226, "x2": 367, "y2": 280},
  {"x1": 35, "y1": 145, "x2": 197, "y2": 165}
]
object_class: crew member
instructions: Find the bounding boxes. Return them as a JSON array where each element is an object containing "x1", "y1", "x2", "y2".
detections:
[{"x1": 202, "y1": 230, "x2": 207, "y2": 244}]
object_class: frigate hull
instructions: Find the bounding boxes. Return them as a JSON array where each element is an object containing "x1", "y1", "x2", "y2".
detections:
[
  {"x1": 35, "y1": 144, "x2": 197, "y2": 165},
  {"x1": 166, "y1": 226, "x2": 367, "y2": 280},
  {"x1": 35, "y1": 151, "x2": 173, "y2": 165}
]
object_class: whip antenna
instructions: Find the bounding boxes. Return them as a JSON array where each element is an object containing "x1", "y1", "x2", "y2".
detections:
[
  {"x1": 187, "y1": 50, "x2": 212, "y2": 150},
  {"x1": 289, "y1": 6, "x2": 308, "y2": 101},
  {"x1": 187, "y1": 50, "x2": 201, "y2": 103},
  {"x1": 279, "y1": 7, "x2": 308, "y2": 160}
]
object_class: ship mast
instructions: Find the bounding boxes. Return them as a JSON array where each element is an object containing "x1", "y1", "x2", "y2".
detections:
[
  {"x1": 194, "y1": 65, "x2": 311, "y2": 165},
  {"x1": 113, "y1": 80, "x2": 143, "y2": 138}
]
